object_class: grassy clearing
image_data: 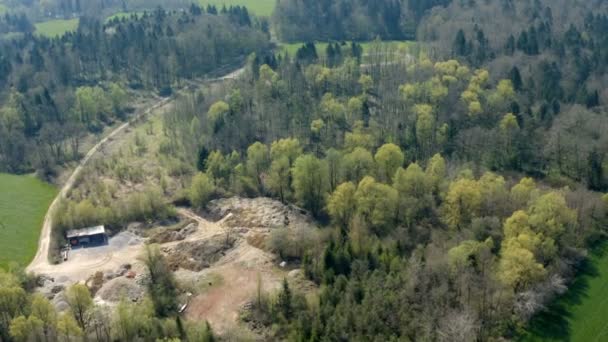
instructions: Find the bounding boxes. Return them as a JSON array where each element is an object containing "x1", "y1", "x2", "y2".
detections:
[
  {"x1": 198, "y1": 0, "x2": 276, "y2": 16},
  {"x1": 35, "y1": 18, "x2": 79, "y2": 38},
  {"x1": 521, "y1": 242, "x2": 608, "y2": 341},
  {"x1": 0, "y1": 173, "x2": 57, "y2": 269}
]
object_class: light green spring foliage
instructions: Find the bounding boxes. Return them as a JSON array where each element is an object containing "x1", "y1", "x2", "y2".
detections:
[
  {"x1": 344, "y1": 121, "x2": 374, "y2": 151},
  {"x1": 448, "y1": 238, "x2": 493, "y2": 272},
  {"x1": 9, "y1": 315, "x2": 44, "y2": 342},
  {"x1": 189, "y1": 172, "x2": 216, "y2": 209},
  {"x1": 343, "y1": 147, "x2": 376, "y2": 183},
  {"x1": 326, "y1": 148, "x2": 343, "y2": 191},
  {"x1": 393, "y1": 163, "x2": 430, "y2": 199},
  {"x1": 528, "y1": 192, "x2": 577, "y2": 239},
  {"x1": 499, "y1": 113, "x2": 519, "y2": 132},
  {"x1": 498, "y1": 238, "x2": 547, "y2": 290},
  {"x1": 291, "y1": 154, "x2": 329, "y2": 215},
  {"x1": 393, "y1": 163, "x2": 432, "y2": 224},
  {"x1": 267, "y1": 156, "x2": 291, "y2": 202},
  {"x1": 207, "y1": 101, "x2": 230, "y2": 129},
  {"x1": 359, "y1": 74, "x2": 373, "y2": 93},
  {"x1": 442, "y1": 178, "x2": 482, "y2": 230},
  {"x1": 326, "y1": 182, "x2": 357, "y2": 228},
  {"x1": 270, "y1": 138, "x2": 302, "y2": 164},
  {"x1": 310, "y1": 118, "x2": 325, "y2": 135},
  {"x1": 320, "y1": 93, "x2": 346, "y2": 123},
  {"x1": 205, "y1": 151, "x2": 229, "y2": 182},
  {"x1": 355, "y1": 176, "x2": 398, "y2": 231},
  {"x1": 246, "y1": 141, "x2": 270, "y2": 188},
  {"x1": 488, "y1": 79, "x2": 516, "y2": 111},
  {"x1": 66, "y1": 284, "x2": 93, "y2": 330},
  {"x1": 426, "y1": 153, "x2": 447, "y2": 190},
  {"x1": 511, "y1": 177, "x2": 538, "y2": 207},
  {"x1": 498, "y1": 191, "x2": 577, "y2": 290},
  {"x1": 374, "y1": 143, "x2": 404, "y2": 182}
]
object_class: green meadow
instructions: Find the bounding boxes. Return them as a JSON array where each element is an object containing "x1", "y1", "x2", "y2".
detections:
[
  {"x1": 521, "y1": 242, "x2": 608, "y2": 341},
  {"x1": 198, "y1": 0, "x2": 276, "y2": 16},
  {"x1": 0, "y1": 173, "x2": 56, "y2": 269},
  {"x1": 35, "y1": 18, "x2": 79, "y2": 38}
]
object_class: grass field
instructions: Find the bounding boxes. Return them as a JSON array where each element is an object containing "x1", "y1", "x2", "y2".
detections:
[
  {"x1": 35, "y1": 18, "x2": 79, "y2": 38},
  {"x1": 0, "y1": 173, "x2": 56, "y2": 269},
  {"x1": 521, "y1": 242, "x2": 608, "y2": 341},
  {"x1": 198, "y1": 0, "x2": 276, "y2": 16}
]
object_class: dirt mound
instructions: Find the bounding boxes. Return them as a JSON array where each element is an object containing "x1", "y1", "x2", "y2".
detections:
[
  {"x1": 164, "y1": 234, "x2": 235, "y2": 272},
  {"x1": 96, "y1": 276, "x2": 145, "y2": 303},
  {"x1": 207, "y1": 197, "x2": 313, "y2": 229},
  {"x1": 148, "y1": 221, "x2": 197, "y2": 244}
]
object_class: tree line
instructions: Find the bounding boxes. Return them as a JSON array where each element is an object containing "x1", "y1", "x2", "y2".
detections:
[
  {"x1": 164, "y1": 49, "x2": 607, "y2": 192},
  {"x1": 273, "y1": 0, "x2": 451, "y2": 42}
]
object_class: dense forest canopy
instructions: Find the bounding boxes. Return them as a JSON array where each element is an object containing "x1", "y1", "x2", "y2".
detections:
[
  {"x1": 150, "y1": 50, "x2": 608, "y2": 339},
  {"x1": 0, "y1": 5, "x2": 271, "y2": 175},
  {"x1": 2, "y1": 0, "x2": 608, "y2": 341}
]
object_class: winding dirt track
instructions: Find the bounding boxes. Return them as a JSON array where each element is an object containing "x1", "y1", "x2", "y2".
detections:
[
  {"x1": 26, "y1": 97, "x2": 171, "y2": 274},
  {"x1": 26, "y1": 67, "x2": 246, "y2": 275}
]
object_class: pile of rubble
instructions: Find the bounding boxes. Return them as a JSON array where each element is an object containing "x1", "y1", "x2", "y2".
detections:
[
  {"x1": 163, "y1": 234, "x2": 235, "y2": 272},
  {"x1": 148, "y1": 221, "x2": 198, "y2": 244},
  {"x1": 207, "y1": 197, "x2": 313, "y2": 229},
  {"x1": 96, "y1": 276, "x2": 145, "y2": 303}
]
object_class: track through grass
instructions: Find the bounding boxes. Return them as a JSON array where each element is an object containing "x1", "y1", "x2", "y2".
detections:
[
  {"x1": 0, "y1": 173, "x2": 56, "y2": 269},
  {"x1": 522, "y1": 242, "x2": 608, "y2": 341}
]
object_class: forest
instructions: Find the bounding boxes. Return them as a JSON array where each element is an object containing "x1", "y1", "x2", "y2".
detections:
[
  {"x1": 0, "y1": 5, "x2": 271, "y2": 175},
  {"x1": 154, "y1": 48, "x2": 608, "y2": 340},
  {"x1": 273, "y1": 0, "x2": 451, "y2": 42},
  {"x1": 1, "y1": 0, "x2": 608, "y2": 341}
]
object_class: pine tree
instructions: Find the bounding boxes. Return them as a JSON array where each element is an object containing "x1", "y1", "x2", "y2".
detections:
[
  {"x1": 588, "y1": 149, "x2": 605, "y2": 191},
  {"x1": 453, "y1": 29, "x2": 467, "y2": 56},
  {"x1": 277, "y1": 278, "x2": 293, "y2": 320}
]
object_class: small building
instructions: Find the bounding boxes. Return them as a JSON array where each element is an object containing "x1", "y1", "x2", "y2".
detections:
[{"x1": 66, "y1": 225, "x2": 108, "y2": 248}]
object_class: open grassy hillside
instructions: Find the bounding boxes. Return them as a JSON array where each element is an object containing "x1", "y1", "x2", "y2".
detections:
[
  {"x1": 35, "y1": 18, "x2": 79, "y2": 38},
  {"x1": 198, "y1": 0, "x2": 275, "y2": 16},
  {"x1": 522, "y1": 243, "x2": 608, "y2": 341},
  {"x1": 0, "y1": 173, "x2": 56, "y2": 269}
]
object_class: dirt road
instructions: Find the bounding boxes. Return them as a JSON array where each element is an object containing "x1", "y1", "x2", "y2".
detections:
[
  {"x1": 26, "y1": 97, "x2": 171, "y2": 274},
  {"x1": 27, "y1": 65, "x2": 247, "y2": 275}
]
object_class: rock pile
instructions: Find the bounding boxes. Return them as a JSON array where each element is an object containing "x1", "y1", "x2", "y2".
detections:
[{"x1": 208, "y1": 197, "x2": 313, "y2": 229}]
